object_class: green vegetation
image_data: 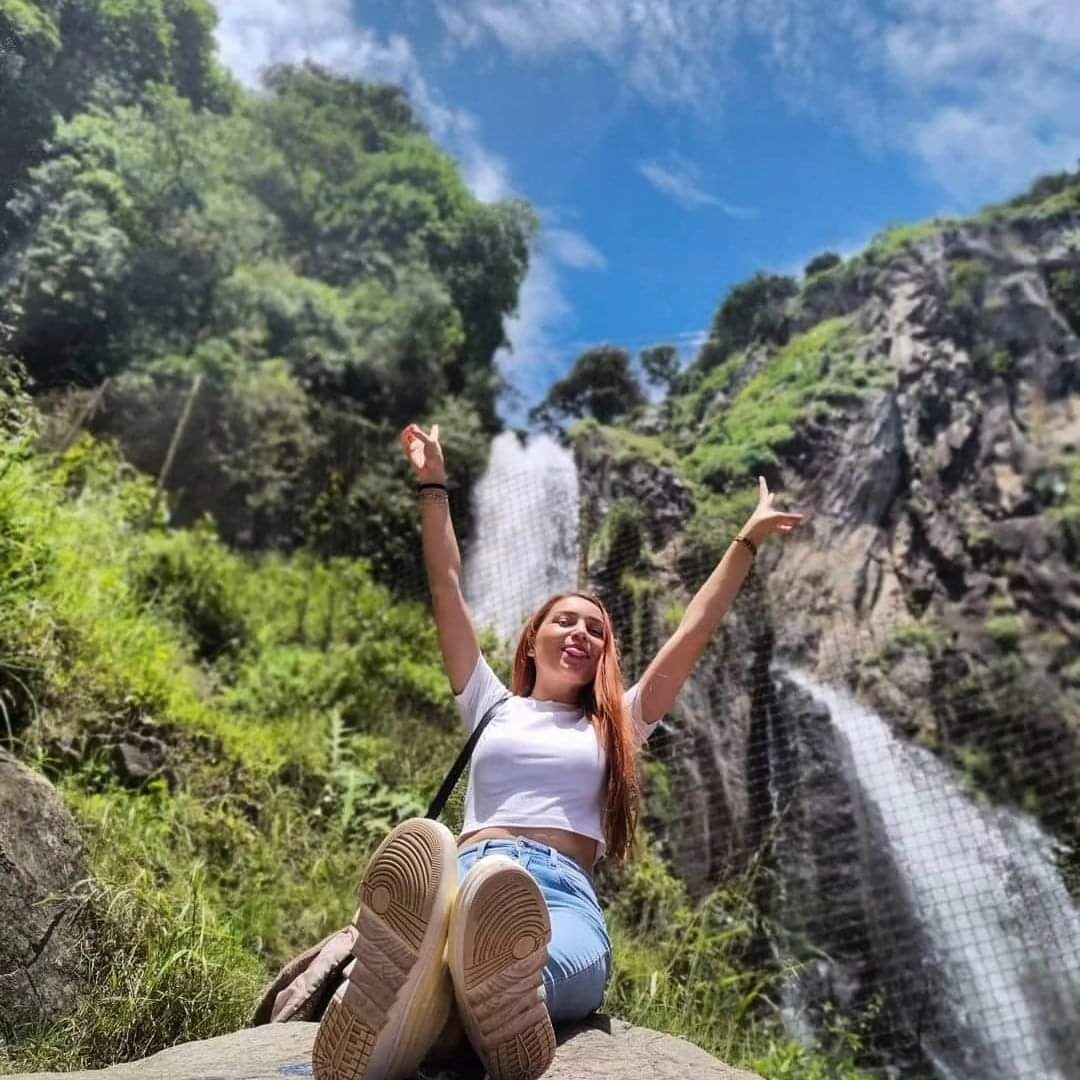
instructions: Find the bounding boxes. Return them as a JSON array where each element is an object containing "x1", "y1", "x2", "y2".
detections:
[
  {"x1": 979, "y1": 167, "x2": 1080, "y2": 224},
  {"x1": 0, "y1": 416, "x2": 857, "y2": 1076},
  {"x1": 865, "y1": 218, "x2": 958, "y2": 261},
  {"x1": 1048, "y1": 267, "x2": 1080, "y2": 337},
  {"x1": 679, "y1": 318, "x2": 890, "y2": 491},
  {"x1": 640, "y1": 344, "x2": 681, "y2": 395},
  {"x1": 889, "y1": 619, "x2": 945, "y2": 659},
  {"x1": 1051, "y1": 452, "x2": 1080, "y2": 564},
  {"x1": 6, "y1": 7, "x2": 1077, "y2": 1071},
  {"x1": 600, "y1": 844, "x2": 872, "y2": 1078},
  {"x1": 804, "y1": 252, "x2": 843, "y2": 278},
  {"x1": 571, "y1": 418, "x2": 682, "y2": 471},
  {"x1": 985, "y1": 614, "x2": 1024, "y2": 652},
  {"x1": 696, "y1": 273, "x2": 800, "y2": 372},
  {"x1": 1, "y1": 9, "x2": 534, "y2": 576},
  {"x1": 530, "y1": 345, "x2": 647, "y2": 430}
]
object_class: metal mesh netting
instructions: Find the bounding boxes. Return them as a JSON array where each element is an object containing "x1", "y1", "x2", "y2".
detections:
[
  {"x1": 415, "y1": 432, "x2": 1080, "y2": 1080},
  {"x1": 41, "y1": 376, "x2": 1076, "y2": 1076}
]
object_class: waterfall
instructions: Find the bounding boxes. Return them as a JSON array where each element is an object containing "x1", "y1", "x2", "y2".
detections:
[
  {"x1": 779, "y1": 666, "x2": 1080, "y2": 1080},
  {"x1": 463, "y1": 431, "x2": 580, "y2": 643}
]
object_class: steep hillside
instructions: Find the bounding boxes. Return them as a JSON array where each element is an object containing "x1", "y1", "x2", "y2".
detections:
[
  {"x1": 580, "y1": 173, "x2": 1080, "y2": 887},
  {"x1": 570, "y1": 173, "x2": 1080, "y2": 1078}
]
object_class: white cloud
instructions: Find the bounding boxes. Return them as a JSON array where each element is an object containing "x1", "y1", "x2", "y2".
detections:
[
  {"x1": 215, "y1": 0, "x2": 420, "y2": 93},
  {"x1": 543, "y1": 228, "x2": 607, "y2": 270},
  {"x1": 638, "y1": 158, "x2": 757, "y2": 217},
  {"x1": 496, "y1": 226, "x2": 609, "y2": 419},
  {"x1": 436, "y1": 0, "x2": 739, "y2": 106},
  {"x1": 213, "y1": 0, "x2": 510, "y2": 203},
  {"x1": 438, "y1": 0, "x2": 1080, "y2": 202}
]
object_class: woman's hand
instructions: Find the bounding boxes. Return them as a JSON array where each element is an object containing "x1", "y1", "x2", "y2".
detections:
[
  {"x1": 742, "y1": 476, "x2": 805, "y2": 546},
  {"x1": 401, "y1": 423, "x2": 447, "y2": 484}
]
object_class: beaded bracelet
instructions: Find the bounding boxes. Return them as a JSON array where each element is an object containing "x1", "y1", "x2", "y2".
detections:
[{"x1": 733, "y1": 534, "x2": 758, "y2": 558}]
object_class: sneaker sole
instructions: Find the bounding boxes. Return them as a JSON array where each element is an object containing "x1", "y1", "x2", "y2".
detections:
[
  {"x1": 447, "y1": 857, "x2": 556, "y2": 1080},
  {"x1": 312, "y1": 818, "x2": 457, "y2": 1080}
]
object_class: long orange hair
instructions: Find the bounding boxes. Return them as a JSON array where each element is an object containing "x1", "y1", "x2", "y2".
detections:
[{"x1": 511, "y1": 592, "x2": 639, "y2": 862}]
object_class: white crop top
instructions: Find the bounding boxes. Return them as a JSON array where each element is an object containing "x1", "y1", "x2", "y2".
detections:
[{"x1": 454, "y1": 654, "x2": 659, "y2": 859}]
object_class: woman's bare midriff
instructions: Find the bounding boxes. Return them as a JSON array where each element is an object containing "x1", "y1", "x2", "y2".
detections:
[{"x1": 457, "y1": 825, "x2": 597, "y2": 877}]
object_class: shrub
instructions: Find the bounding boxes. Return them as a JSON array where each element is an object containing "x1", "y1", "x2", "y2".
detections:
[
  {"x1": 986, "y1": 614, "x2": 1023, "y2": 652},
  {"x1": 130, "y1": 520, "x2": 249, "y2": 662},
  {"x1": 1047, "y1": 267, "x2": 1080, "y2": 337},
  {"x1": 804, "y1": 252, "x2": 843, "y2": 278},
  {"x1": 946, "y1": 258, "x2": 992, "y2": 348},
  {"x1": 697, "y1": 273, "x2": 799, "y2": 371},
  {"x1": 890, "y1": 619, "x2": 944, "y2": 658}
]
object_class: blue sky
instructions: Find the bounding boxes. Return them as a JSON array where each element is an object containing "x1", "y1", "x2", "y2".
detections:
[{"x1": 213, "y1": 1, "x2": 1080, "y2": 423}]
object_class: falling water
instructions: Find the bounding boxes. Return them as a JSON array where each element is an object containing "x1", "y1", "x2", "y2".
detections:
[
  {"x1": 463, "y1": 431, "x2": 580, "y2": 642},
  {"x1": 780, "y1": 667, "x2": 1080, "y2": 1080}
]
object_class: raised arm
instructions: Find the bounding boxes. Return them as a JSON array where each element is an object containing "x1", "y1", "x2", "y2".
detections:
[
  {"x1": 634, "y1": 477, "x2": 804, "y2": 727},
  {"x1": 401, "y1": 423, "x2": 480, "y2": 694}
]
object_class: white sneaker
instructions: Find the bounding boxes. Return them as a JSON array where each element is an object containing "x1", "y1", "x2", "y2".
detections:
[
  {"x1": 446, "y1": 855, "x2": 556, "y2": 1080},
  {"x1": 313, "y1": 818, "x2": 458, "y2": 1080}
]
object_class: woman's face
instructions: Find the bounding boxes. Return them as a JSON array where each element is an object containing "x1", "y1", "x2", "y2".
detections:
[{"x1": 531, "y1": 596, "x2": 607, "y2": 689}]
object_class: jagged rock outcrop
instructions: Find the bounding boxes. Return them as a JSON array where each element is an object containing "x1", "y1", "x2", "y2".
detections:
[
  {"x1": 575, "y1": 432, "x2": 769, "y2": 892},
  {"x1": 767, "y1": 219, "x2": 1080, "y2": 877},
  {"x1": 579, "y1": 209, "x2": 1080, "y2": 895},
  {"x1": 0, "y1": 750, "x2": 92, "y2": 1036},
  {"x1": 6, "y1": 1016, "x2": 764, "y2": 1080}
]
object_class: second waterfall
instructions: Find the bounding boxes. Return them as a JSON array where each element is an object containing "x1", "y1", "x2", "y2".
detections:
[{"x1": 463, "y1": 430, "x2": 581, "y2": 642}]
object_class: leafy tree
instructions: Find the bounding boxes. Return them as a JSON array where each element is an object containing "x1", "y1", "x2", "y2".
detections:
[
  {"x1": 0, "y1": 0, "x2": 232, "y2": 249},
  {"x1": 530, "y1": 346, "x2": 646, "y2": 429},
  {"x1": 5, "y1": 88, "x2": 268, "y2": 385},
  {"x1": 696, "y1": 272, "x2": 799, "y2": 371},
  {"x1": 640, "y1": 344, "x2": 680, "y2": 394},
  {"x1": 1, "y1": 35, "x2": 533, "y2": 582},
  {"x1": 251, "y1": 63, "x2": 534, "y2": 423}
]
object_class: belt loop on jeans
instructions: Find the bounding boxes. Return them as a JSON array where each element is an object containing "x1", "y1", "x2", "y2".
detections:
[
  {"x1": 548, "y1": 845, "x2": 558, "y2": 868},
  {"x1": 477, "y1": 839, "x2": 489, "y2": 858}
]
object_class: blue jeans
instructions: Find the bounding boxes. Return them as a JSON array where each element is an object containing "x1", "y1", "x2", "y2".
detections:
[{"x1": 457, "y1": 838, "x2": 613, "y2": 1025}]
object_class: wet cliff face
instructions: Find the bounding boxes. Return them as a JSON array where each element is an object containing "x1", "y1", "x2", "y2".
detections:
[
  {"x1": 769, "y1": 218, "x2": 1080, "y2": 886},
  {"x1": 574, "y1": 428, "x2": 768, "y2": 894}
]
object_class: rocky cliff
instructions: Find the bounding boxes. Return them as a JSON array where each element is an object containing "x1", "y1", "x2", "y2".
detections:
[
  {"x1": 581, "y1": 195, "x2": 1080, "y2": 891},
  {"x1": 574, "y1": 185, "x2": 1080, "y2": 1075}
]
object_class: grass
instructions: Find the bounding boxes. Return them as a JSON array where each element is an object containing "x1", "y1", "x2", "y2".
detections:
[
  {"x1": 865, "y1": 218, "x2": 959, "y2": 261},
  {"x1": 889, "y1": 619, "x2": 945, "y2": 659},
  {"x1": 599, "y1": 840, "x2": 872, "y2": 1078},
  {"x1": 571, "y1": 417, "x2": 682, "y2": 470},
  {"x1": 681, "y1": 317, "x2": 891, "y2": 492},
  {"x1": 979, "y1": 180, "x2": 1080, "y2": 225}
]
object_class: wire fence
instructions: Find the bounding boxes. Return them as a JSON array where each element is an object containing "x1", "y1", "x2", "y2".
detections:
[
  {"x1": 37, "y1": 385, "x2": 1080, "y2": 1078},
  {"x1": 419, "y1": 445, "x2": 1080, "y2": 1080}
]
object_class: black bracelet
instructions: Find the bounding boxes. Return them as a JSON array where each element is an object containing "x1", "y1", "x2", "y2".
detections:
[
  {"x1": 734, "y1": 534, "x2": 758, "y2": 558},
  {"x1": 417, "y1": 482, "x2": 448, "y2": 492}
]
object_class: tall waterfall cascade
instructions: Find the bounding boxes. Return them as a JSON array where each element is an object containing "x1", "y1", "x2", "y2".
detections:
[
  {"x1": 463, "y1": 431, "x2": 580, "y2": 643},
  {"x1": 780, "y1": 667, "x2": 1080, "y2": 1080}
]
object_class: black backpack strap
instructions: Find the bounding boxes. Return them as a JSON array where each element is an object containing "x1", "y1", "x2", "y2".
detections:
[{"x1": 425, "y1": 693, "x2": 511, "y2": 821}]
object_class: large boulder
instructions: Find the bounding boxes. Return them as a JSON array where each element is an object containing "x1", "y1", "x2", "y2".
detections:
[
  {"x1": 6, "y1": 1017, "x2": 764, "y2": 1080},
  {"x1": 0, "y1": 750, "x2": 91, "y2": 1036}
]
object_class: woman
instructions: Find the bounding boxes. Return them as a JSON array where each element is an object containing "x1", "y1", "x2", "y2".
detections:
[{"x1": 312, "y1": 423, "x2": 803, "y2": 1080}]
